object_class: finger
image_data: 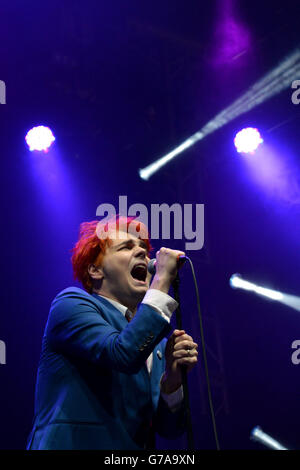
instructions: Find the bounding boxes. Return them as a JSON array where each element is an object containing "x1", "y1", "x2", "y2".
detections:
[
  {"x1": 174, "y1": 342, "x2": 198, "y2": 353},
  {"x1": 174, "y1": 340, "x2": 198, "y2": 351},
  {"x1": 173, "y1": 349, "x2": 198, "y2": 359},
  {"x1": 173, "y1": 329, "x2": 185, "y2": 336},
  {"x1": 174, "y1": 333, "x2": 194, "y2": 344},
  {"x1": 176, "y1": 356, "x2": 198, "y2": 366}
]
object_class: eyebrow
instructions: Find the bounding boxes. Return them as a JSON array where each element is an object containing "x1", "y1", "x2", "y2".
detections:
[{"x1": 115, "y1": 239, "x2": 148, "y2": 250}]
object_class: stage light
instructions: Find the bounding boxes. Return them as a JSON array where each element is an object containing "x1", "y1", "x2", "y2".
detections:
[
  {"x1": 234, "y1": 127, "x2": 263, "y2": 154},
  {"x1": 139, "y1": 48, "x2": 300, "y2": 180},
  {"x1": 250, "y1": 426, "x2": 289, "y2": 450},
  {"x1": 25, "y1": 126, "x2": 55, "y2": 152},
  {"x1": 230, "y1": 273, "x2": 300, "y2": 312},
  {"x1": 230, "y1": 273, "x2": 283, "y2": 300}
]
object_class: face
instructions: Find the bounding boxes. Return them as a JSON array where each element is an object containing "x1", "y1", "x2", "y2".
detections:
[{"x1": 93, "y1": 231, "x2": 151, "y2": 311}]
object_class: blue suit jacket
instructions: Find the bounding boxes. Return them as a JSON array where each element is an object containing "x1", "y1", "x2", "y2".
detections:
[{"x1": 27, "y1": 287, "x2": 185, "y2": 449}]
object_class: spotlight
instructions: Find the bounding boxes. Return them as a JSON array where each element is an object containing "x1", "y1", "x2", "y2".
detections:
[
  {"x1": 139, "y1": 48, "x2": 300, "y2": 180},
  {"x1": 25, "y1": 126, "x2": 55, "y2": 152},
  {"x1": 234, "y1": 127, "x2": 263, "y2": 154},
  {"x1": 250, "y1": 426, "x2": 288, "y2": 450},
  {"x1": 229, "y1": 273, "x2": 283, "y2": 300},
  {"x1": 230, "y1": 273, "x2": 300, "y2": 312}
]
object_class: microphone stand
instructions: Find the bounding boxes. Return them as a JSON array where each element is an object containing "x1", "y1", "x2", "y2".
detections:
[{"x1": 172, "y1": 273, "x2": 195, "y2": 450}]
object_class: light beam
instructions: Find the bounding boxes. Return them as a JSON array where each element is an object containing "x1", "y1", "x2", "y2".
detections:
[
  {"x1": 230, "y1": 273, "x2": 300, "y2": 312},
  {"x1": 139, "y1": 48, "x2": 300, "y2": 180}
]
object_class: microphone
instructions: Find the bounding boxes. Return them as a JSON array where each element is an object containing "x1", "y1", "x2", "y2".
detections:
[{"x1": 147, "y1": 255, "x2": 187, "y2": 275}]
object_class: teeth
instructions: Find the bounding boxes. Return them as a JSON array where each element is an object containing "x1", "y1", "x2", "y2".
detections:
[{"x1": 134, "y1": 265, "x2": 146, "y2": 271}]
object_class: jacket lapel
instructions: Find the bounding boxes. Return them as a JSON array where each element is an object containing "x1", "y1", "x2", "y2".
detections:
[
  {"x1": 91, "y1": 293, "x2": 128, "y2": 330},
  {"x1": 150, "y1": 343, "x2": 166, "y2": 409}
]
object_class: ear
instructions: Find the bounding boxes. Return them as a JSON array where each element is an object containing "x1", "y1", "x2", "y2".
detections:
[{"x1": 88, "y1": 263, "x2": 104, "y2": 281}]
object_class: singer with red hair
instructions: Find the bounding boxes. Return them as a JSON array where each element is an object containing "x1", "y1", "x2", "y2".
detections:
[{"x1": 27, "y1": 215, "x2": 198, "y2": 450}]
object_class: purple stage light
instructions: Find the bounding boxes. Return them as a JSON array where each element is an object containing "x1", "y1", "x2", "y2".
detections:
[
  {"x1": 25, "y1": 126, "x2": 55, "y2": 152},
  {"x1": 234, "y1": 127, "x2": 263, "y2": 154}
]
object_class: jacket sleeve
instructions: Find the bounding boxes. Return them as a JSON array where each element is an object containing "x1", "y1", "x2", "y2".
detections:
[
  {"x1": 46, "y1": 291, "x2": 171, "y2": 374},
  {"x1": 152, "y1": 338, "x2": 186, "y2": 439},
  {"x1": 153, "y1": 396, "x2": 186, "y2": 439}
]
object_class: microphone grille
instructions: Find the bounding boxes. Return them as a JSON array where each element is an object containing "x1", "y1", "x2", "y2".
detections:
[{"x1": 147, "y1": 258, "x2": 156, "y2": 275}]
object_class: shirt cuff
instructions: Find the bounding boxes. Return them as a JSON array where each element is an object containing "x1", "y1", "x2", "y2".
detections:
[
  {"x1": 160, "y1": 384, "x2": 184, "y2": 411},
  {"x1": 142, "y1": 289, "x2": 178, "y2": 323}
]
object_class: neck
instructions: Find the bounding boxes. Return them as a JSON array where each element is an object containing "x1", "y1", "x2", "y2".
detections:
[{"x1": 93, "y1": 288, "x2": 138, "y2": 315}]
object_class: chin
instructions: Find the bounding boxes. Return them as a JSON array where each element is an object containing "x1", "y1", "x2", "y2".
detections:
[
  {"x1": 132, "y1": 284, "x2": 148, "y2": 299},
  {"x1": 134, "y1": 284, "x2": 148, "y2": 294},
  {"x1": 127, "y1": 277, "x2": 149, "y2": 302}
]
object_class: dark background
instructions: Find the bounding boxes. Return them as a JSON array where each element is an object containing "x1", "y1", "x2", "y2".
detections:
[{"x1": 1, "y1": 0, "x2": 300, "y2": 450}]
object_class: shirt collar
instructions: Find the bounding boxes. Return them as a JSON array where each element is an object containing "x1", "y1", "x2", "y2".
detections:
[{"x1": 95, "y1": 294, "x2": 133, "y2": 320}]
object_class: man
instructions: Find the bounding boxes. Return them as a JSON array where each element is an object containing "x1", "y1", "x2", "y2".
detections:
[{"x1": 27, "y1": 216, "x2": 198, "y2": 450}]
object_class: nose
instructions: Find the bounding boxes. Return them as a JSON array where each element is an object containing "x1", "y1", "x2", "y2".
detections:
[{"x1": 133, "y1": 245, "x2": 147, "y2": 260}]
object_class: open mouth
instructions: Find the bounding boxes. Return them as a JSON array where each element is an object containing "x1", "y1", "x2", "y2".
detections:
[{"x1": 130, "y1": 264, "x2": 148, "y2": 284}]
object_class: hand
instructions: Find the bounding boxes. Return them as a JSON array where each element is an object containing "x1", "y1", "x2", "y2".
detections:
[
  {"x1": 161, "y1": 329, "x2": 198, "y2": 394},
  {"x1": 150, "y1": 247, "x2": 185, "y2": 293}
]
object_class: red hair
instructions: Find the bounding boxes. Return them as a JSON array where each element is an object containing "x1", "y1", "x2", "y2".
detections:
[{"x1": 71, "y1": 215, "x2": 152, "y2": 293}]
